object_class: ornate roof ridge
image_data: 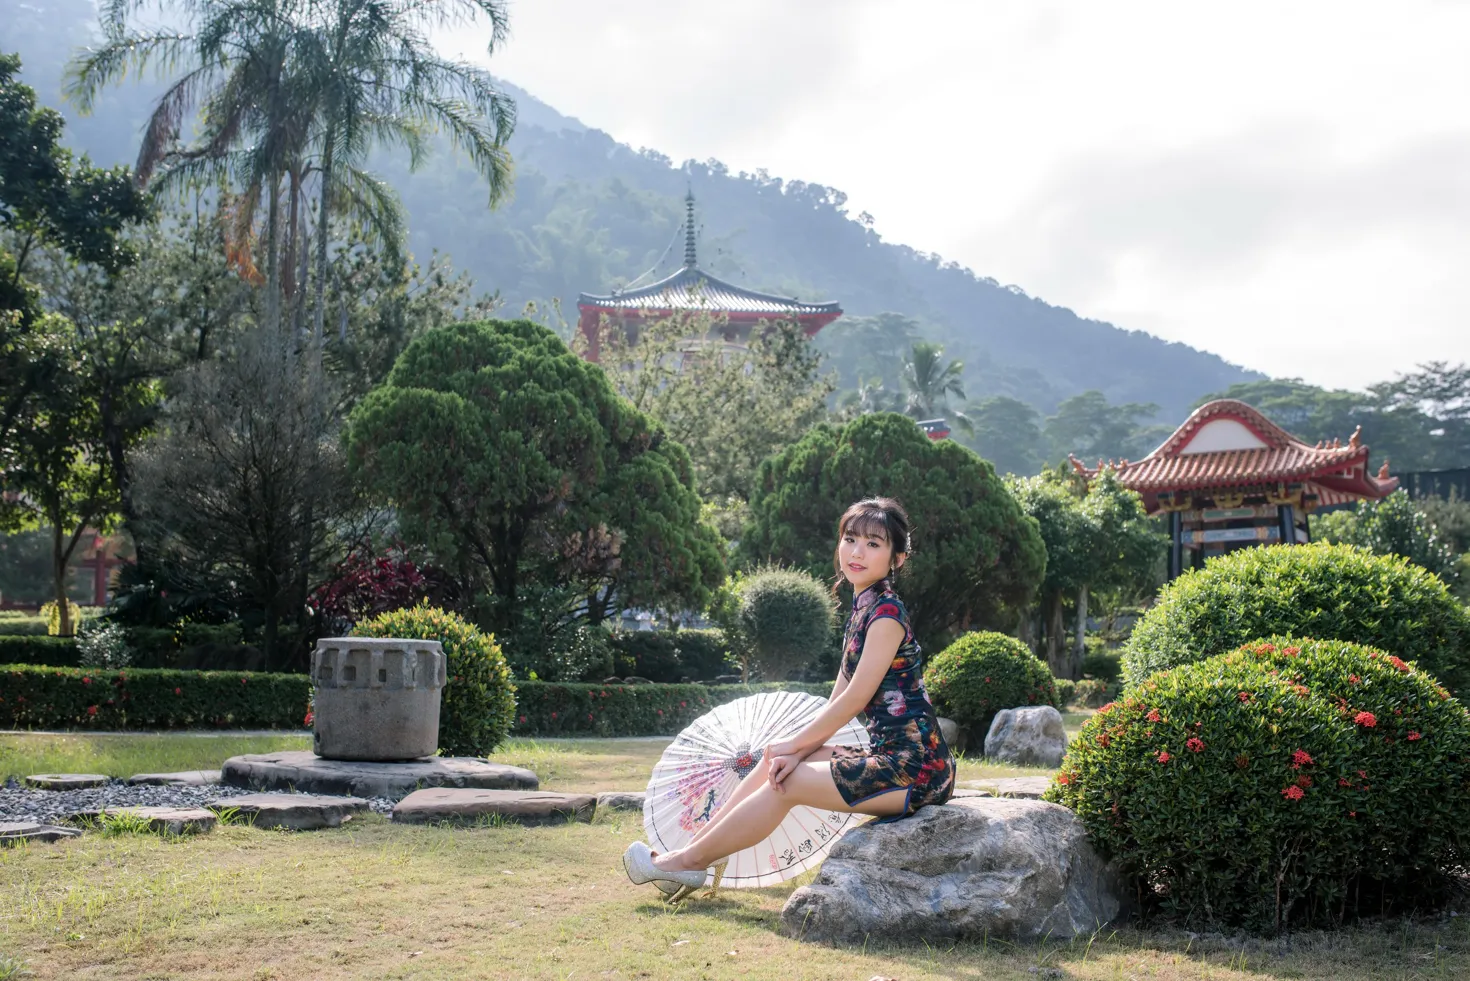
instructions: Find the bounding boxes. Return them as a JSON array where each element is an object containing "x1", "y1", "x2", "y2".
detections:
[{"x1": 578, "y1": 264, "x2": 841, "y2": 313}]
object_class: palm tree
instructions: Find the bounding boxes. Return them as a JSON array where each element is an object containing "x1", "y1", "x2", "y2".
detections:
[{"x1": 901, "y1": 341, "x2": 973, "y2": 433}]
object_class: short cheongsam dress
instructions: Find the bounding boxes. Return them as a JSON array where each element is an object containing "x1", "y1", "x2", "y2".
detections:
[{"x1": 829, "y1": 579, "x2": 955, "y2": 819}]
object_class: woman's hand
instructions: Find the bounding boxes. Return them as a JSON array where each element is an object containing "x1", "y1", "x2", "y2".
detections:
[
  {"x1": 766, "y1": 738, "x2": 802, "y2": 760},
  {"x1": 765, "y1": 753, "x2": 803, "y2": 792}
]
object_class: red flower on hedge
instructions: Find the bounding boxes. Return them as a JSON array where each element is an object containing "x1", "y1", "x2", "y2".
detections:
[
  {"x1": 1097, "y1": 702, "x2": 1117, "y2": 715},
  {"x1": 1156, "y1": 751, "x2": 1171, "y2": 763},
  {"x1": 1281, "y1": 785, "x2": 1304, "y2": 800},
  {"x1": 1348, "y1": 675, "x2": 1360, "y2": 684},
  {"x1": 1186, "y1": 738, "x2": 1205, "y2": 753},
  {"x1": 588, "y1": 713, "x2": 594, "y2": 721},
  {"x1": 1146, "y1": 709, "x2": 1161, "y2": 722},
  {"x1": 1238, "y1": 692, "x2": 1252, "y2": 702},
  {"x1": 519, "y1": 715, "x2": 526, "y2": 724},
  {"x1": 1387, "y1": 656, "x2": 1410, "y2": 673},
  {"x1": 1292, "y1": 749, "x2": 1314, "y2": 766},
  {"x1": 81, "y1": 677, "x2": 91, "y2": 685},
  {"x1": 550, "y1": 712, "x2": 557, "y2": 720},
  {"x1": 1354, "y1": 711, "x2": 1377, "y2": 728},
  {"x1": 1255, "y1": 643, "x2": 1277, "y2": 655},
  {"x1": 1408, "y1": 731, "x2": 1422, "y2": 741},
  {"x1": 174, "y1": 687, "x2": 182, "y2": 695},
  {"x1": 87, "y1": 705, "x2": 98, "y2": 716},
  {"x1": 1283, "y1": 646, "x2": 1300, "y2": 656},
  {"x1": 240, "y1": 677, "x2": 248, "y2": 685},
  {"x1": 1339, "y1": 778, "x2": 1352, "y2": 787},
  {"x1": 679, "y1": 701, "x2": 687, "y2": 708},
  {"x1": 1056, "y1": 772, "x2": 1074, "y2": 785},
  {"x1": 1095, "y1": 733, "x2": 1111, "y2": 747}
]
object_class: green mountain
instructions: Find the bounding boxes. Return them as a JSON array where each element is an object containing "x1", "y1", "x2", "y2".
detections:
[{"x1": 6, "y1": 0, "x2": 1261, "y2": 420}]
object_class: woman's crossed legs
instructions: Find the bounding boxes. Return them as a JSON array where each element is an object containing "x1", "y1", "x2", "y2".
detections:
[{"x1": 652, "y1": 746, "x2": 906, "y2": 875}]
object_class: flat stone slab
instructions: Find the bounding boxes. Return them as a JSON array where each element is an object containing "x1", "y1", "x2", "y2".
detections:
[
  {"x1": 209, "y1": 793, "x2": 368, "y2": 830},
  {"x1": 392, "y1": 789, "x2": 596, "y2": 826},
  {"x1": 221, "y1": 751, "x2": 539, "y2": 799},
  {"x1": 128, "y1": 770, "x2": 222, "y2": 787},
  {"x1": 951, "y1": 788, "x2": 993, "y2": 798},
  {"x1": 69, "y1": 806, "x2": 216, "y2": 835},
  {"x1": 965, "y1": 777, "x2": 1053, "y2": 800},
  {"x1": 595, "y1": 791, "x2": 645, "y2": 815},
  {"x1": 25, "y1": 773, "x2": 110, "y2": 790},
  {"x1": 0, "y1": 821, "x2": 82, "y2": 846}
]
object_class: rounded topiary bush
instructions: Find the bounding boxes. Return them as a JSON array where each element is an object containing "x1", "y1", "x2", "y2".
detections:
[
  {"x1": 735, "y1": 567, "x2": 835, "y2": 681},
  {"x1": 1047, "y1": 636, "x2": 1470, "y2": 930},
  {"x1": 925, "y1": 631, "x2": 1060, "y2": 737},
  {"x1": 352, "y1": 602, "x2": 516, "y2": 756},
  {"x1": 1121, "y1": 543, "x2": 1470, "y2": 693}
]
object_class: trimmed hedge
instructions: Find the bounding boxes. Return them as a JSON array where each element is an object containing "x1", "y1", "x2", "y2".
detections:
[
  {"x1": 0, "y1": 636, "x2": 80, "y2": 667},
  {"x1": 0, "y1": 664, "x2": 310, "y2": 730},
  {"x1": 1048, "y1": 637, "x2": 1470, "y2": 930},
  {"x1": 1055, "y1": 677, "x2": 1077, "y2": 707},
  {"x1": 0, "y1": 617, "x2": 49, "y2": 636},
  {"x1": 511, "y1": 681, "x2": 830, "y2": 737},
  {"x1": 607, "y1": 628, "x2": 733, "y2": 682},
  {"x1": 1122, "y1": 543, "x2": 1470, "y2": 693}
]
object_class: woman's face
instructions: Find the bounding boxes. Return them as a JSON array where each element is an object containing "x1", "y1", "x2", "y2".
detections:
[{"x1": 838, "y1": 523, "x2": 905, "y2": 590}]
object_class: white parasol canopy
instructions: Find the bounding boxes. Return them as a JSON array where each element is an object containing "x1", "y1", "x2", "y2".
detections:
[{"x1": 643, "y1": 691, "x2": 870, "y2": 888}]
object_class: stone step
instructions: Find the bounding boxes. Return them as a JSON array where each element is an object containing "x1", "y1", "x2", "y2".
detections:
[
  {"x1": 0, "y1": 821, "x2": 82, "y2": 846},
  {"x1": 222, "y1": 751, "x2": 538, "y2": 799},
  {"x1": 127, "y1": 770, "x2": 222, "y2": 787},
  {"x1": 209, "y1": 793, "x2": 369, "y2": 831},
  {"x1": 594, "y1": 791, "x2": 645, "y2": 815},
  {"x1": 392, "y1": 789, "x2": 596, "y2": 827},
  {"x1": 25, "y1": 773, "x2": 110, "y2": 790},
  {"x1": 69, "y1": 806, "x2": 217, "y2": 835}
]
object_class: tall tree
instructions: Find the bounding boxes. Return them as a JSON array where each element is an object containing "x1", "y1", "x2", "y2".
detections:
[
  {"x1": 964, "y1": 395, "x2": 1045, "y2": 476},
  {"x1": 1044, "y1": 390, "x2": 1169, "y2": 466},
  {"x1": 900, "y1": 340, "x2": 969, "y2": 427}
]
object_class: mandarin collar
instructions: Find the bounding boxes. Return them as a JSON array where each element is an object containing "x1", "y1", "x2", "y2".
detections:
[{"x1": 852, "y1": 579, "x2": 888, "y2": 610}]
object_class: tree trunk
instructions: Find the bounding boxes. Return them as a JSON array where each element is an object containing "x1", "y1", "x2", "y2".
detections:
[
  {"x1": 1043, "y1": 591, "x2": 1068, "y2": 678},
  {"x1": 1073, "y1": 584, "x2": 1089, "y2": 680},
  {"x1": 312, "y1": 124, "x2": 336, "y2": 349},
  {"x1": 52, "y1": 520, "x2": 73, "y2": 637},
  {"x1": 265, "y1": 176, "x2": 282, "y2": 337}
]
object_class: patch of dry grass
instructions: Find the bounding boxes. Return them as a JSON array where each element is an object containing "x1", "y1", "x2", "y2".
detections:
[{"x1": 2, "y1": 814, "x2": 1467, "y2": 981}]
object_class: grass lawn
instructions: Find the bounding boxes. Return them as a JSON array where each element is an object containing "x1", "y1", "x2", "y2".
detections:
[{"x1": 14, "y1": 716, "x2": 1466, "y2": 979}]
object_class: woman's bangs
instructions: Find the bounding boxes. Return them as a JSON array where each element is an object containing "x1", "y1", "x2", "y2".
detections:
[{"x1": 841, "y1": 510, "x2": 892, "y2": 544}]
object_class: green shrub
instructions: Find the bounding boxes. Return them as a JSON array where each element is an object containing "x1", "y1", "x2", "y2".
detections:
[
  {"x1": 1054, "y1": 677, "x2": 1077, "y2": 707},
  {"x1": 0, "y1": 616, "x2": 48, "y2": 636},
  {"x1": 1121, "y1": 543, "x2": 1470, "y2": 693},
  {"x1": 734, "y1": 567, "x2": 835, "y2": 681},
  {"x1": 352, "y1": 603, "x2": 516, "y2": 756},
  {"x1": 511, "y1": 680, "x2": 829, "y2": 737},
  {"x1": 670, "y1": 628, "x2": 733, "y2": 680},
  {"x1": 0, "y1": 664, "x2": 309, "y2": 729},
  {"x1": 1081, "y1": 642, "x2": 1123, "y2": 682},
  {"x1": 606, "y1": 628, "x2": 734, "y2": 682},
  {"x1": 1074, "y1": 678, "x2": 1117, "y2": 708},
  {"x1": 1047, "y1": 637, "x2": 1470, "y2": 930},
  {"x1": 0, "y1": 636, "x2": 79, "y2": 667},
  {"x1": 926, "y1": 631, "x2": 1060, "y2": 737}
]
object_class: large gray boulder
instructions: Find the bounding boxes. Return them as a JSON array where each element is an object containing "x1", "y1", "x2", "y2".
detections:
[
  {"x1": 781, "y1": 797, "x2": 1120, "y2": 944},
  {"x1": 984, "y1": 705, "x2": 1067, "y2": 768}
]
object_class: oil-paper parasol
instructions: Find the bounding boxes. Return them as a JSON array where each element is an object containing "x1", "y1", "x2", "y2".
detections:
[{"x1": 643, "y1": 690, "x2": 870, "y2": 889}]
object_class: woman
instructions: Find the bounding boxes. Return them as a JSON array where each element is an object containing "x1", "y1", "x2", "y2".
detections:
[{"x1": 623, "y1": 496, "x2": 955, "y2": 893}]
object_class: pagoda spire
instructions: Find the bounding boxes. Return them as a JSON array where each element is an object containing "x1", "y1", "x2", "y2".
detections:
[{"x1": 683, "y1": 189, "x2": 697, "y2": 268}]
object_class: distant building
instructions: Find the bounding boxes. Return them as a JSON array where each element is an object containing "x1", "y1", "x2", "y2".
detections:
[
  {"x1": 1070, "y1": 399, "x2": 1398, "y2": 579},
  {"x1": 576, "y1": 192, "x2": 842, "y2": 362}
]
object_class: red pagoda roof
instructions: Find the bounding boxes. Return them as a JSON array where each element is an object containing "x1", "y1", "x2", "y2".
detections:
[{"x1": 1070, "y1": 399, "x2": 1399, "y2": 512}]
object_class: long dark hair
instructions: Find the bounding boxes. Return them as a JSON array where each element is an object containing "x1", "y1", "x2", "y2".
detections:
[{"x1": 831, "y1": 497, "x2": 913, "y2": 597}]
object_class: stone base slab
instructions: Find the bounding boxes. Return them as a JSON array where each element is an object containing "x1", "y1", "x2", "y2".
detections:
[
  {"x1": 128, "y1": 770, "x2": 222, "y2": 787},
  {"x1": 209, "y1": 793, "x2": 368, "y2": 830},
  {"x1": 69, "y1": 806, "x2": 217, "y2": 835},
  {"x1": 1, "y1": 821, "x2": 82, "y2": 845},
  {"x1": 221, "y1": 751, "x2": 538, "y2": 799},
  {"x1": 595, "y1": 791, "x2": 645, "y2": 815},
  {"x1": 25, "y1": 773, "x2": 110, "y2": 790},
  {"x1": 392, "y1": 789, "x2": 595, "y2": 826}
]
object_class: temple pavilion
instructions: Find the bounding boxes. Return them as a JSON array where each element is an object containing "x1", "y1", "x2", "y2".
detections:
[
  {"x1": 576, "y1": 192, "x2": 842, "y2": 362},
  {"x1": 1070, "y1": 399, "x2": 1399, "y2": 579}
]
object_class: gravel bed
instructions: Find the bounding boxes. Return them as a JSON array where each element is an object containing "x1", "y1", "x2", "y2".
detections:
[{"x1": 0, "y1": 778, "x2": 396, "y2": 824}]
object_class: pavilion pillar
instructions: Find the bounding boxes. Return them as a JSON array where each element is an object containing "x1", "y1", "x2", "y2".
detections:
[
  {"x1": 1277, "y1": 504, "x2": 1296, "y2": 547},
  {"x1": 1168, "y1": 512, "x2": 1183, "y2": 579}
]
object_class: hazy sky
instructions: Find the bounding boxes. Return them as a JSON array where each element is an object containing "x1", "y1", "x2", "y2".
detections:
[{"x1": 437, "y1": 1, "x2": 1470, "y2": 392}]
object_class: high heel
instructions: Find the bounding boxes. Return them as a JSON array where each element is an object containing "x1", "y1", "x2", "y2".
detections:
[
  {"x1": 703, "y1": 859, "x2": 729, "y2": 899},
  {"x1": 622, "y1": 842, "x2": 707, "y2": 891}
]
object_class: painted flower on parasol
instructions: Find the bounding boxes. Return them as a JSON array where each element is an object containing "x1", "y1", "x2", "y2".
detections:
[{"x1": 643, "y1": 691, "x2": 870, "y2": 889}]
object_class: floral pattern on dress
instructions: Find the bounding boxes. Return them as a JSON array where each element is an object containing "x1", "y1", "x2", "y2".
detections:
[{"x1": 829, "y1": 579, "x2": 954, "y2": 818}]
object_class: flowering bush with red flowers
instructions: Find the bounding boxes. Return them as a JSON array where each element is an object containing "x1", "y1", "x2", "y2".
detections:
[
  {"x1": 926, "y1": 631, "x2": 1061, "y2": 739},
  {"x1": 352, "y1": 603, "x2": 515, "y2": 757},
  {"x1": 1121, "y1": 543, "x2": 1470, "y2": 694},
  {"x1": 511, "y1": 680, "x2": 828, "y2": 737},
  {"x1": 1046, "y1": 636, "x2": 1470, "y2": 931},
  {"x1": 0, "y1": 664, "x2": 310, "y2": 730}
]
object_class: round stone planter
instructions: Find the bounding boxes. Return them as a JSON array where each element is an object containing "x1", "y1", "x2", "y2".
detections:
[{"x1": 311, "y1": 637, "x2": 446, "y2": 761}]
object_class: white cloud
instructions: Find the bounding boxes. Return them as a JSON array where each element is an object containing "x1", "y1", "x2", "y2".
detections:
[{"x1": 440, "y1": 0, "x2": 1470, "y2": 391}]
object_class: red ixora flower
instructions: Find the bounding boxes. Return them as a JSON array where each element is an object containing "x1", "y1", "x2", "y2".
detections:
[
  {"x1": 1146, "y1": 709, "x2": 1162, "y2": 722},
  {"x1": 87, "y1": 705, "x2": 98, "y2": 716},
  {"x1": 1238, "y1": 692, "x2": 1252, "y2": 702},
  {"x1": 1292, "y1": 749, "x2": 1314, "y2": 766},
  {"x1": 1255, "y1": 643, "x2": 1277, "y2": 655},
  {"x1": 1156, "y1": 751, "x2": 1172, "y2": 763},
  {"x1": 1283, "y1": 646, "x2": 1301, "y2": 657},
  {"x1": 1095, "y1": 733, "x2": 1112, "y2": 747},
  {"x1": 1408, "y1": 731, "x2": 1423, "y2": 741},
  {"x1": 1186, "y1": 737, "x2": 1205, "y2": 753},
  {"x1": 81, "y1": 677, "x2": 91, "y2": 685},
  {"x1": 519, "y1": 715, "x2": 527, "y2": 724},
  {"x1": 1354, "y1": 711, "x2": 1377, "y2": 728},
  {"x1": 1339, "y1": 778, "x2": 1352, "y2": 787},
  {"x1": 1097, "y1": 702, "x2": 1117, "y2": 715},
  {"x1": 1387, "y1": 656, "x2": 1410, "y2": 673},
  {"x1": 1281, "y1": 785, "x2": 1305, "y2": 800},
  {"x1": 1056, "y1": 772, "x2": 1074, "y2": 785},
  {"x1": 1348, "y1": 675, "x2": 1360, "y2": 684}
]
